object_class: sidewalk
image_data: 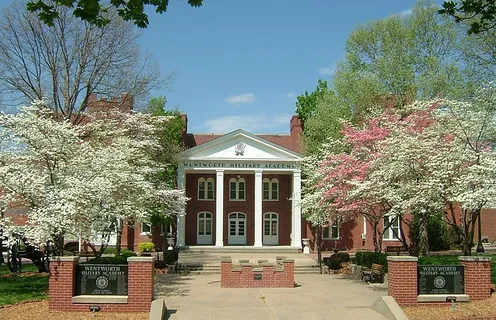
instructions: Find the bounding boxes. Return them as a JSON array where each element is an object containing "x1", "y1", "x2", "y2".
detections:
[{"x1": 155, "y1": 273, "x2": 388, "y2": 320}]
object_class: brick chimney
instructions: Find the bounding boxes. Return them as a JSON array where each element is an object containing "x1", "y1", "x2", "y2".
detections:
[
  {"x1": 290, "y1": 115, "x2": 302, "y2": 153},
  {"x1": 86, "y1": 93, "x2": 134, "y2": 114}
]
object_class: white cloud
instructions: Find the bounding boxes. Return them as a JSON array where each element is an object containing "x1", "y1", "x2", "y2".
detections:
[
  {"x1": 284, "y1": 92, "x2": 296, "y2": 99},
  {"x1": 225, "y1": 93, "x2": 256, "y2": 104},
  {"x1": 398, "y1": 9, "x2": 412, "y2": 16},
  {"x1": 317, "y1": 67, "x2": 334, "y2": 76},
  {"x1": 203, "y1": 113, "x2": 294, "y2": 134}
]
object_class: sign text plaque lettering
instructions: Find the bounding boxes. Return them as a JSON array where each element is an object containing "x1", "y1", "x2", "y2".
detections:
[
  {"x1": 75, "y1": 264, "x2": 128, "y2": 296},
  {"x1": 417, "y1": 265, "x2": 464, "y2": 295}
]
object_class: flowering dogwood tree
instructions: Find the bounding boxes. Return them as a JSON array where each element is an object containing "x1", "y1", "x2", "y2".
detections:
[
  {"x1": 0, "y1": 100, "x2": 187, "y2": 256},
  {"x1": 304, "y1": 85, "x2": 496, "y2": 255}
]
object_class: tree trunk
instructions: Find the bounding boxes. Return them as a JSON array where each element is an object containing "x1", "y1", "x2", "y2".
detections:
[
  {"x1": 162, "y1": 224, "x2": 168, "y2": 254},
  {"x1": 116, "y1": 228, "x2": 122, "y2": 256},
  {"x1": 418, "y1": 216, "x2": 429, "y2": 257}
]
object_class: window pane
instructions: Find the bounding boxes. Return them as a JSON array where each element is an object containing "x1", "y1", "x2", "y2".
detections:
[
  {"x1": 263, "y1": 182, "x2": 270, "y2": 199},
  {"x1": 238, "y1": 221, "x2": 244, "y2": 235},
  {"x1": 142, "y1": 223, "x2": 151, "y2": 233},
  {"x1": 392, "y1": 218, "x2": 399, "y2": 239},
  {"x1": 205, "y1": 220, "x2": 211, "y2": 235},
  {"x1": 207, "y1": 182, "x2": 214, "y2": 199},
  {"x1": 264, "y1": 220, "x2": 270, "y2": 235},
  {"x1": 230, "y1": 221, "x2": 236, "y2": 235},
  {"x1": 271, "y1": 221, "x2": 277, "y2": 235},
  {"x1": 198, "y1": 181, "x2": 205, "y2": 199},
  {"x1": 238, "y1": 190, "x2": 245, "y2": 200},
  {"x1": 239, "y1": 181, "x2": 245, "y2": 192},
  {"x1": 323, "y1": 227, "x2": 329, "y2": 239},
  {"x1": 230, "y1": 182, "x2": 236, "y2": 199},
  {"x1": 199, "y1": 220, "x2": 204, "y2": 235},
  {"x1": 271, "y1": 182, "x2": 278, "y2": 199},
  {"x1": 331, "y1": 224, "x2": 339, "y2": 239},
  {"x1": 383, "y1": 217, "x2": 390, "y2": 239}
]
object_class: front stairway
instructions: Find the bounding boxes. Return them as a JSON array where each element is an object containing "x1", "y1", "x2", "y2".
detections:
[{"x1": 177, "y1": 246, "x2": 321, "y2": 274}]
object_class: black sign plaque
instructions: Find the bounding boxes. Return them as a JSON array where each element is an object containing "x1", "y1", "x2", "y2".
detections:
[
  {"x1": 75, "y1": 264, "x2": 128, "y2": 296},
  {"x1": 254, "y1": 273, "x2": 262, "y2": 280},
  {"x1": 417, "y1": 265, "x2": 464, "y2": 295}
]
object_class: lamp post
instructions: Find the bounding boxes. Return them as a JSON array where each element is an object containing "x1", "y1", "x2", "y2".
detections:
[{"x1": 476, "y1": 211, "x2": 485, "y2": 253}]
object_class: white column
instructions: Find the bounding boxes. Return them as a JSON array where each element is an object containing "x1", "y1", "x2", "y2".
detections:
[
  {"x1": 254, "y1": 170, "x2": 263, "y2": 247},
  {"x1": 291, "y1": 170, "x2": 302, "y2": 248},
  {"x1": 176, "y1": 165, "x2": 186, "y2": 247},
  {"x1": 215, "y1": 170, "x2": 224, "y2": 247}
]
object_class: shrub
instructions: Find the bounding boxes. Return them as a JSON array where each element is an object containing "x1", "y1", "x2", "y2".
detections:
[
  {"x1": 355, "y1": 251, "x2": 388, "y2": 273},
  {"x1": 85, "y1": 255, "x2": 127, "y2": 264},
  {"x1": 154, "y1": 260, "x2": 168, "y2": 269},
  {"x1": 163, "y1": 248, "x2": 179, "y2": 265},
  {"x1": 63, "y1": 241, "x2": 79, "y2": 252},
  {"x1": 103, "y1": 247, "x2": 118, "y2": 255},
  {"x1": 336, "y1": 252, "x2": 350, "y2": 263},
  {"x1": 323, "y1": 254, "x2": 343, "y2": 270},
  {"x1": 138, "y1": 242, "x2": 155, "y2": 253},
  {"x1": 120, "y1": 249, "x2": 137, "y2": 258}
]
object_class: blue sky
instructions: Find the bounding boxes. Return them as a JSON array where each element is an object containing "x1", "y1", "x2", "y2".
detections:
[
  {"x1": 140, "y1": 1, "x2": 437, "y2": 134},
  {"x1": 2, "y1": 1, "x2": 443, "y2": 134}
]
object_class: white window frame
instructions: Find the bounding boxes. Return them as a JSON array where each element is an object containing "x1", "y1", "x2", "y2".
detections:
[
  {"x1": 383, "y1": 215, "x2": 400, "y2": 240},
  {"x1": 197, "y1": 212, "x2": 213, "y2": 236},
  {"x1": 229, "y1": 177, "x2": 246, "y2": 201},
  {"x1": 322, "y1": 221, "x2": 339, "y2": 240},
  {"x1": 263, "y1": 178, "x2": 279, "y2": 201},
  {"x1": 198, "y1": 177, "x2": 215, "y2": 200},
  {"x1": 141, "y1": 222, "x2": 152, "y2": 235}
]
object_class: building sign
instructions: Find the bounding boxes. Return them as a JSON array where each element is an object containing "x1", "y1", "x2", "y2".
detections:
[
  {"x1": 417, "y1": 265, "x2": 464, "y2": 295},
  {"x1": 76, "y1": 264, "x2": 128, "y2": 296},
  {"x1": 254, "y1": 273, "x2": 262, "y2": 280},
  {"x1": 183, "y1": 161, "x2": 300, "y2": 170}
]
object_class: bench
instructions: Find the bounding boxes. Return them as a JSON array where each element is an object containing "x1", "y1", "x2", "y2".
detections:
[
  {"x1": 386, "y1": 246, "x2": 408, "y2": 256},
  {"x1": 361, "y1": 263, "x2": 383, "y2": 283}
]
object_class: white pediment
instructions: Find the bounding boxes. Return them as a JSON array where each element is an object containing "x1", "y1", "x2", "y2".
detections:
[{"x1": 180, "y1": 130, "x2": 301, "y2": 161}]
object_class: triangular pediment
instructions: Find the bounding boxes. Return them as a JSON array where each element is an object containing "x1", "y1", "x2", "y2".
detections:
[{"x1": 180, "y1": 130, "x2": 301, "y2": 161}]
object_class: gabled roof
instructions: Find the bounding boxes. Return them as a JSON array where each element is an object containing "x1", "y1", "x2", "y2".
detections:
[{"x1": 180, "y1": 129, "x2": 301, "y2": 161}]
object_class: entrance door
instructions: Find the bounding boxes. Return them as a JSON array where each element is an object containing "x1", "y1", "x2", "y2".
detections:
[
  {"x1": 263, "y1": 212, "x2": 278, "y2": 245},
  {"x1": 197, "y1": 212, "x2": 213, "y2": 245},
  {"x1": 228, "y1": 212, "x2": 246, "y2": 245}
]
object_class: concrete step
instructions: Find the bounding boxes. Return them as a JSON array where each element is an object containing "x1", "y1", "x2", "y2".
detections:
[{"x1": 178, "y1": 264, "x2": 321, "y2": 275}]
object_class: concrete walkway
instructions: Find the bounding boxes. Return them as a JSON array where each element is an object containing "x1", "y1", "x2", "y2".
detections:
[{"x1": 154, "y1": 273, "x2": 389, "y2": 320}]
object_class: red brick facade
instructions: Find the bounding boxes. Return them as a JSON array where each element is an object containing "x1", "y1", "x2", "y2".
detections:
[
  {"x1": 221, "y1": 257, "x2": 294, "y2": 288},
  {"x1": 49, "y1": 256, "x2": 153, "y2": 312}
]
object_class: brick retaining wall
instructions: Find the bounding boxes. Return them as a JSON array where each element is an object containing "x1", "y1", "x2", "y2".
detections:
[
  {"x1": 49, "y1": 256, "x2": 153, "y2": 312},
  {"x1": 221, "y1": 256, "x2": 294, "y2": 288}
]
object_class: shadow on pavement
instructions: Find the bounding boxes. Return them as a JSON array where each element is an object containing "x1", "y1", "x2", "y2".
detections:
[{"x1": 154, "y1": 274, "x2": 193, "y2": 297}]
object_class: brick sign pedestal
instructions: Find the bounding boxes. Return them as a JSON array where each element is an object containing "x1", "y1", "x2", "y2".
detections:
[
  {"x1": 49, "y1": 256, "x2": 153, "y2": 312},
  {"x1": 387, "y1": 256, "x2": 492, "y2": 307}
]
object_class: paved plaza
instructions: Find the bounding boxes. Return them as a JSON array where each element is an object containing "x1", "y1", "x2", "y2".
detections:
[{"x1": 154, "y1": 272, "x2": 389, "y2": 320}]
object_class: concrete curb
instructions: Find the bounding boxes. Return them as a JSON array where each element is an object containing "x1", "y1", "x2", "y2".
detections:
[
  {"x1": 371, "y1": 296, "x2": 409, "y2": 320},
  {"x1": 149, "y1": 299, "x2": 167, "y2": 320}
]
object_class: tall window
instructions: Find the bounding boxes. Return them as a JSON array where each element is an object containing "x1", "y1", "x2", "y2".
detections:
[
  {"x1": 229, "y1": 178, "x2": 246, "y2": 200},
  {"x1": 197, "y1": 212, "x2": 212, "y2": 236},
  {"x1": 383, "y1": 216, "x2": 400, "y2": 240},
  {"x1": 322, "y1": 221, "x2": 339, "y2": 239},
  {"x1": 198, "y1": 177, "x2": 215, "y2": 200},
  {"x1": 263, "y1": 178, "x2": 279, "y2": 200}
]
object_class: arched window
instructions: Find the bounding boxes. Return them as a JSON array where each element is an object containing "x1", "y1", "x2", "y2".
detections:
[
  {"x1": 229, "y1": 177, "x2": 246, "y2": 200},
  {"x1": 323, "y1": 221, "x2": 339, "y2": 239},
  {"x1": 197, "y1": 212, "x2": 212, "y2": 236},
  {"x1": 198, "y1": 177, "x2": 215, "y2": 200},
  {"x1": 264, "y1": 212, "x2": 278, "y2": 236},
  {"x1": 263, "y1": 178, "x2": 279, "y2": 200}
]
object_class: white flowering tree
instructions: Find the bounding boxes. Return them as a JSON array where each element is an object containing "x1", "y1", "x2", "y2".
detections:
[
  {"x1": 304, "y1": 85, "x2": 496, "y2": 256},
  {"x1": 0, "y1": 100, "x2": 187, "y2": 256}
]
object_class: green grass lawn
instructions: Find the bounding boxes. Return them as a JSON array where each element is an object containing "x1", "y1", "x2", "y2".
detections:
[
  {"x1": 419, "y1": 254, "x2": 496, "y2": 284},
  {"x1": 0, "y1": 264, "x2": 49, "y2": 306}
]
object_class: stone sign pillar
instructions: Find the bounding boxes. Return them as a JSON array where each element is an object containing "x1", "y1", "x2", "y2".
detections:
[
  {"x1": 387, "y1": 256, "x2": 418, "y2": 306},
  {"x1": 459, "y1": 256, "x2": 492, "y2": 301}
]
